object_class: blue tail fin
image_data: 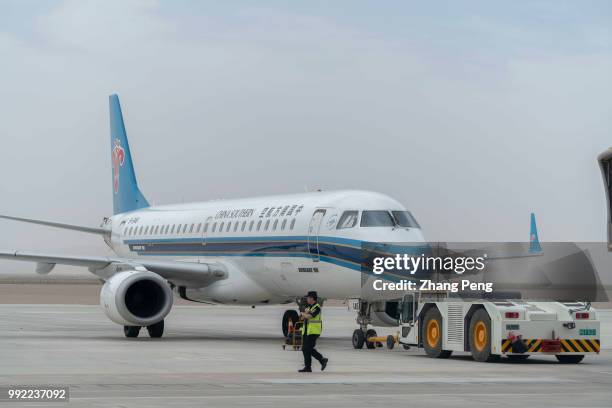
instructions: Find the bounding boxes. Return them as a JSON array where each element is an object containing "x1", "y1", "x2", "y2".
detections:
[
  {"x1": 109, "y1": 94, "x2": 149, "y2": 215},
  {"x1": 529, "y1": 212, "x2": 542, "y2": 253}
]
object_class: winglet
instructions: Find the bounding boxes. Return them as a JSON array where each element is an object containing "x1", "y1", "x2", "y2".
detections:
[{"x1": 529, "y1": 212, "x2": 542, "y2": 253}]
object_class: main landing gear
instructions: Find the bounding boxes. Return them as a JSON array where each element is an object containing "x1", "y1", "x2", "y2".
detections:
[{"x1": 123, "y1": 319, "x2": 165, "y2": 338}]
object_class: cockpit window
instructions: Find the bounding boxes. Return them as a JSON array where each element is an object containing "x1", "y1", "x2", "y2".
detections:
[
  {"x1": 360, "y1": 210, "x2": 395, "y2": 227},
  {"x1": 337, "y1": 211, "x2": 358, "y2": 229},
  {"x1": 392, "y1": 211, "x2": 420, "y2": 228}
]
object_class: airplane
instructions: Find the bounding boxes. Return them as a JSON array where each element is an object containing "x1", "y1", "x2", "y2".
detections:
[{"x1": 0, "y1": 94, "x2": 426, "y2": 339}]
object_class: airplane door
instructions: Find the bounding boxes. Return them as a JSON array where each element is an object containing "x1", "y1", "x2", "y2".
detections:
[
  {"x1": 307, "y1": 209, "x2": 326, "y2": 262},
  {"x1": 200, "y1": 216, "x2": 212, "y2": 262}
]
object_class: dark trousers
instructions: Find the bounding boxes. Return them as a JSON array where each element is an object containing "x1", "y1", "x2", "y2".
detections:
[{"x1": 302, "y1": 334, "x2": 324, "y2": 368}]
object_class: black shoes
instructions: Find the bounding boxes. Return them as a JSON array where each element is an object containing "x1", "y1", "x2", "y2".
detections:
[{"x1": 299, "y1": 359, "x2": 328, "y2": 373}]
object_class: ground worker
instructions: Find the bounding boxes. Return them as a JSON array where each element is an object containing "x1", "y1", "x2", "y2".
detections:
[{"x1": 298, "y1": 291, "x2": 328, "y2": 373}]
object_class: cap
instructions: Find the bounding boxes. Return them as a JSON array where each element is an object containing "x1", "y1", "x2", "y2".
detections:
[{"x1": 306, "y1": 291, "x2": 318, "y2": 299}]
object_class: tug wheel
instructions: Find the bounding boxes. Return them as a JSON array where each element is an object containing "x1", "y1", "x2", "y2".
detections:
[
  {"x1": 556, "y1": 355, "x2": 584, "y2": 364},
  {"x1": 423, "y1": 308, "x2": 452, "y2": 358},
  {"x1": 507, "y1": 354, "x2": 530, "y2": 361},
  {"x1": 469, "y1": 309, "x2": 498, "y2": 362}
]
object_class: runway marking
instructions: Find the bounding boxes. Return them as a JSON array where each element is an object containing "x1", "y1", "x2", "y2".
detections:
[{"x1": 261, "y1": 376, "x2": 568, "y2": 384}]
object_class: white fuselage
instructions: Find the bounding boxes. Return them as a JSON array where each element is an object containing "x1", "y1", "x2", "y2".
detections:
[{"x1": 107, "y1": 190, "x2": 425, "y2": 305}]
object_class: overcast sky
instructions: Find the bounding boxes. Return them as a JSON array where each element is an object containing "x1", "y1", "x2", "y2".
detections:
[{"x1": 0, "y1": 1, "x2": 611, "y2": 273}]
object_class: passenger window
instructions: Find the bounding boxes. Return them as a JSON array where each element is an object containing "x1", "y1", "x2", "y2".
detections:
[
  {"x1": 170, "y1": 225, "x2": 175, "y2": 234},
  {"x1": 226, "y1": 222, "x2": 231, "y2": 232},
  {"x1": 196, "y1": 223, "x2": 202, "y2": 233},
  {"x1": 257, "y1": 220, "x2": 262, "y2": 231},
  {"x1": 360, "y1": 210, "x2": 395, "y2": 227},
  {"x1": 189, "y1": 224, "x2": 194, "y2": 233},
  {"x1": 204, "y1": 223, "x2": 209, "y2": 233},
  {"x1": 234, "y1": 222, "x2": 239, "y2": 232},
  {"x1": 337, "y1": 211, "x2": 359, "y2": 229},
  {"x1": 219, "y1": 222, "x2": 224, "y2": 232},
  {"x1": 144, "y1": 226, "x2": 149, "y2": 235},
  {"x1": 212, "y1": 222, "x2": 217, "y2": 233},
  {"x1": 249, "y1": 220, "x2": 254, "y2": 231},
  {"x1": 183, "y1": 224, "x2": 189, "y2": 233},
  {"x1": 137, "y1": 226, "x2": 142, "y2": 235},
  {"x1": 241, "y1": 221, "x2": 246, "y2": 232},
  {"x1": 264, "y1": 220, "x2": 270, "y2": 231},
  {"x1": 272, "y1": 219, "x2": 278, "y2": 231},
  {"x1": 290, "y1": 219, "x2": 296, "y2": 230},
  {"x1": 177, "y1": 224, "x2": 182, "y2": 234},
  {"x1": 164, "y1": 225, "x2": 169, "y2": 234},
  {"x1": 281, "y1": 219, "x2": 287, "y2": 230}
]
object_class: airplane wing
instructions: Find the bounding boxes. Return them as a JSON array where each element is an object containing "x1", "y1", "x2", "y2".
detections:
[
  {"x1": 0, "y1": 250, "x2": 227, "y2": 288},
  {"x1": 0, "y1": 214, "x2": 108, "y2": 235}
]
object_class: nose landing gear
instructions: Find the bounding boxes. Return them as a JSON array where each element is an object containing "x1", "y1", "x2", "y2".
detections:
[{"x1": 351, "y1": 300, "x2": 383, "y2": 349}]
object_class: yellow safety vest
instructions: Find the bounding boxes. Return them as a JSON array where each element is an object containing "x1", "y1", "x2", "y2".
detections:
[{"x1": 302, "y1": 303, "x2": 323, "y2": 335}]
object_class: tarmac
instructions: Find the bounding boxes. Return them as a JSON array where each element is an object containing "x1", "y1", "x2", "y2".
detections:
[{"x1": 0, "y1": 299, "x2": 610, "y2": 407}]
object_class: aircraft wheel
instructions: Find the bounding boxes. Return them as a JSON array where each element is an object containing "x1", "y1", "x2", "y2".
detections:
[
  {"x1": 365, "y1": 329, "x2": 377, "y2": 349},
  {"x1": 147, "y1": 320, "x2": 164, "y2": 338},
  {"x1": 124, "y1": 325, "x2": 140, "y2": 338},
  {"x1": 352, "y1": 329, "x2": 365, "y2": 349},
  {"x1": 282, "y1": 310, "x2": 299, "y2": 337},
  {"x1": 423, "y1": 308, "x2": 452, "y2": 358},
  {"x1": 556, "y1": 355, "x2": 584, "y2": 364}
]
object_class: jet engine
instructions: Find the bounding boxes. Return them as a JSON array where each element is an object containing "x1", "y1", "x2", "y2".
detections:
[{"x1": 100, "y1": 270, "x2": 173, "y2": 326}]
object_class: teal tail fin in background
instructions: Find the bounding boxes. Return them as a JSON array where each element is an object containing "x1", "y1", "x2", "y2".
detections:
[
  {"x1": 529, "y1": 212, "x2": 542, "y2": 253},
  {"x1": 109, "y1": 94, "x2": 149, "y2": 215}
]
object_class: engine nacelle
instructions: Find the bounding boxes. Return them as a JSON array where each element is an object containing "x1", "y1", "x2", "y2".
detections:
[{"x1": 100, "y1": 270, "x2": 173, "y2": 326}]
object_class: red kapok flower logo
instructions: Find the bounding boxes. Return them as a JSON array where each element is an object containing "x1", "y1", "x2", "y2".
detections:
[{"x1": 112, "y1": 138, "x2": 125, "y2": 194}]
